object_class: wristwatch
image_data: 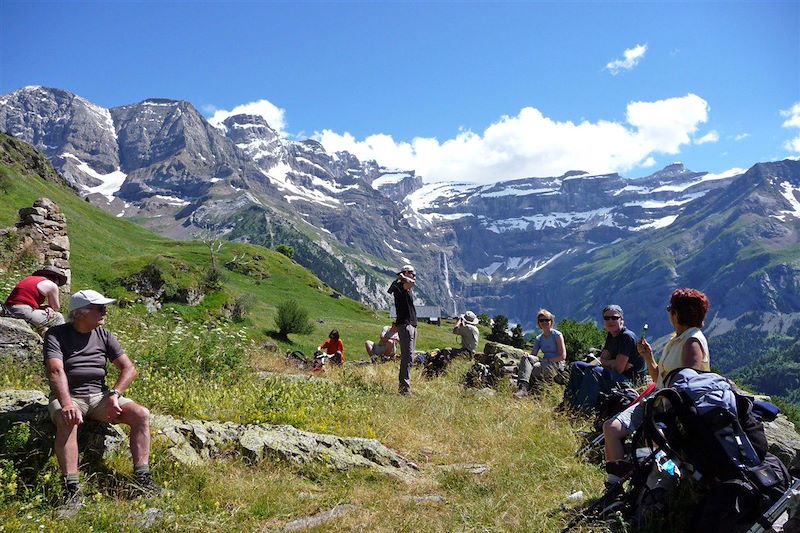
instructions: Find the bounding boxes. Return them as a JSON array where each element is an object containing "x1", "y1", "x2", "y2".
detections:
[{"x1": 107, "y1": 389, "x2": 121, "y2": 398}]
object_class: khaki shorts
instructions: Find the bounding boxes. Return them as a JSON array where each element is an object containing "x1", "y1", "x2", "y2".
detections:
[{"x1": 48, "y1": 392, "x2": 133, "y2": 423}]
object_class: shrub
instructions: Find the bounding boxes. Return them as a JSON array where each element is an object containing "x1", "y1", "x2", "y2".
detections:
[
  {"x1": 557, "y1": 318, "x2": 606, "y2": 363},
  {"x1": 487, "y1": 315, "x2": 512, "y2": 345},
  {"x1": 477, "y1": 313, "x2": 491, "y2": 326},
  {"x1": 203, "y1": 265, "x2": 227, "y2": 291},
  {"x1": 510, "y1": 324, "x2": 526, "y2": 349},
  {"x1": 275, "y1": 244, "x2": 294, "y2": 259},
  {"x1": 230, "y1": 294, "x2": 256, "y2": 323},
  {"x1": 274, "y1": 299, "x2": 314, "y2": 338}
]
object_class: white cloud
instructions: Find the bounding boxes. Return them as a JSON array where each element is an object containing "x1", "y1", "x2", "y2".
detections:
[
  {"x1": 734, "y1": 133, "x2": 750, "y2": 141},
  {"x1": 605, "y1": 44, "x2": 648, "y2": 75},
  {"x1": 781, "y1": 103, "x2": 800, "y2": 153},
  {"x1": 315, "y1": 93, "x2": 709, "y2": 184},
  {"x1": 206, "y1": 99, "x2": 287, "y2": 133},
  {"x1": 695, "y1": 130, "x2": 719, "y2": 144}
]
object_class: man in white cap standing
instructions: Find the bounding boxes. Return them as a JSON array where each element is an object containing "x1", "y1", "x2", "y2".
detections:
[
  {"x1": 388, "y1": 265, "x2": 417, "y2": 395},
  {"x1": 44, "y1": 289, "x2": 164, "y2": 516}
]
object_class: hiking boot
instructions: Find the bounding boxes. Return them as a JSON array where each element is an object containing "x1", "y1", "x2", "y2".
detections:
[
  {"x1": 599, "y1": 481, "x2": 626, "y2": 516},
  {"x1": 132, "y1": 472, "x2": 171, "y2": 497},
  {"x1": 56, "y1": 483, "x2": 84, "y2": 518}
]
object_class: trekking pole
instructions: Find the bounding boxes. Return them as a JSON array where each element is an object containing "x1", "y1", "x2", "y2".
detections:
[{"x1": 746, "y1": 476, "x2": 800, "y2": 533}]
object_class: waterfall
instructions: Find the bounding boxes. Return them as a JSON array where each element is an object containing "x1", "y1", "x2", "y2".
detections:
[{"x1": 441, "y1": 252, "x2": 457, "y2": 317}]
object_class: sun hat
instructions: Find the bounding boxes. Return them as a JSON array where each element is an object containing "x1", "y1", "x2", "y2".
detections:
[
  {"x1": 463, "y1": 311, "x2": 479, "y2": 325},
  {"x1": 33, "y1": 266, "x2": 67, "y2": 286},
  {"x1": 69, "y1": 289, "x2": 117, "y2": 311}
]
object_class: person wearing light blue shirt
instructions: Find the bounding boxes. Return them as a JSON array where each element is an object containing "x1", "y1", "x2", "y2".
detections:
[{"x1": 514, "y1": 308, "x2": 566, "y2": 397}]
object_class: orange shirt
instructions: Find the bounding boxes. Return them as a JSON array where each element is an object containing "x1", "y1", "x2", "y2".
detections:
[{"x1": 320, "y1": 339, "x2": 344, "y2": 361}]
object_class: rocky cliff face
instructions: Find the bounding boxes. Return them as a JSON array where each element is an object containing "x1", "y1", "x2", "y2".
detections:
[{"x1": 3, "y1": 86, "x2": 800, "y2": 340}]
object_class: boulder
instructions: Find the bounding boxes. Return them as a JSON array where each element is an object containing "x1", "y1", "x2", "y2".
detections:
[
  {"x1": 764, "y1": 415, "x2": 800, "y2": 475},
  {"x1": 483, "y1": 341, "x2": 528, "y2": 360},
  {"x1": 0, "y1": 390, "x2": 418, "y2": 481},
  {"x1": 0, "y1": 317, "x2": 42, "y2": 363},
  {"x1": 151, "y1": 414, "x2": 418, "y2": 482},
  {"x1": 0, "y1": 389, "x2": 125, "y2": 465}
]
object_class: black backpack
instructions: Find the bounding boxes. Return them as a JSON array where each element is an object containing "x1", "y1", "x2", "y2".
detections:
[{"x1": 642, "y1": 368, "x2": 790, "y2": 531}]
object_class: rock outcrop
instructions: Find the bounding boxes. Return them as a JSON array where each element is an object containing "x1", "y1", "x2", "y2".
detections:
[
  {"x1": 0, "y1": 318, "x2": 41, "y2": 363},
  {"x1": 3, "y1": 197, "x2": 71, "y2": 294},
  {"x1": 0, "y1": 389, "x2": 418, "y2": 482}
]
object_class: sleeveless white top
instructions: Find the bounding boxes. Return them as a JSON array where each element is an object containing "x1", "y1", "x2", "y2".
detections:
[{"x1": 656, "y1": 327, "x2": 710, "y2": 388}]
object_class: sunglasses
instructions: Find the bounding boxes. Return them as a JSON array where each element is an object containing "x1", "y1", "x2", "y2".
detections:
[
  {"x1": 90, "y1": 305, "x2": 108, "y2": 314},
  {"x1": 538, "y1": 318, "x2": 552, "y2": 323},
  {"x1": 603, "y1": 315, "x2": 621, "y2": 321}
]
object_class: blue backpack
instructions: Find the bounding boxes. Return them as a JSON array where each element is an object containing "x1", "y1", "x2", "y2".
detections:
[{"x1": 642, "y1": 368, "x2": 790, "y2": 530}]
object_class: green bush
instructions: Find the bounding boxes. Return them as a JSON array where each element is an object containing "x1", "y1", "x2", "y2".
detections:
[
  {"x1": 557, "y1": 318, "x2": 606, "y2": 363},
  {"x1": 510, "y1": 324, "x2": 526, "y2": 349},
  {"x1": 274, "y1": 244, "x2": 294, "y2": 259},
  {"x1": 274, "y1": 299, "x2": 314, "y2": 339},
  {"x1": 487, "y1": 315, "x2": 512, "y2": 345}
]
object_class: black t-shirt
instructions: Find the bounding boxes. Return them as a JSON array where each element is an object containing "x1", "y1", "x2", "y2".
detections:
[
  {"x1": 388, "y1": 279, "x2": 417, "y2": 327},
  {"x1": 603, "y1": 327, "x2": 644, "y2": 379},
  {"x1": 43, "y1": 323, "x2": 125, "y2": 395}
]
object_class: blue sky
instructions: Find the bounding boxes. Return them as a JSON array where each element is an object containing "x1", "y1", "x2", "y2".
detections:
[{"x1": 1, "y1": 1, "x2": 798, "y2": 184}]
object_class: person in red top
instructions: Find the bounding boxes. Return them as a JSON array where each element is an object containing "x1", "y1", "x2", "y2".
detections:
[
  {"x1": 5, "y1": 266, "x2": 67, "y2": 331},
  {"x1": 318, "y1": 329, "x2": 344, "y2": 365}
]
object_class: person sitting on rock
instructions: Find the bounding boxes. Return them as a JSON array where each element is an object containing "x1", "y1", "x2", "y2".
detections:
[
  {"x1": 452, "y1": 311, "x2": 481, "y2": 356},
  {"x1": 365, "y1": 323, "x2": 399, "y2": 362},
  {"x1": 45, "y1": 289, "x2": 166, "y2": 517},
  {"x1": 4, "y1": 266, "x2": 67, "y2": 332},
  {"x1": 561, "y1": 304, "x2": 644, "y2": 413},
  {"x1": 514, "y1": 308, "x2": 566, "y2": 397},
  {"x1": 317, "y1": 329, "x2": 344, "y2": 365}
]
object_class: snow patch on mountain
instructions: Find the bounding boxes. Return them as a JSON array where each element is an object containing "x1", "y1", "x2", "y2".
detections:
[
  {"x1": 484, "y1": 207, "x2": 615, "y2": 233},
  {"x1": 631, "y1": 214, "x2": 680, "y2": 231},
  {"x1": 772, "y1": 181, "x2": 800, "y2": 221},
  {"x1": 372, "y1": 172, "x2": 412, "y2": 188},
  {"x1": 480, "y1": 184, "x2": 559, "y2": 197},
  {"x1": 62, "y1": 153, "x2": 127, "y2": 200},
  {"x1": 266, "y1": 164, "x2": 340, "y2": 207},
  {"x1": 624, "y1": 192, "x2": 706, "y2": 209}
]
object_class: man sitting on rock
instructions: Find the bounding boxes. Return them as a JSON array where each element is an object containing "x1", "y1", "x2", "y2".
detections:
[
  {"x1": 4, "y1": 266, "x2": 67, "y2": 332},
  {"x1": 44, "y1": 289, "x2": 165, "y2": 516},
  {"x1": 561, "y1": 304, "x2": 644, "y2": 414},
  {"x1": 452, "y1": 311, "x2": 481, "y2": 356},
  {"x1": 365, "y1": 323, "x2": 399, "y2": 362}
]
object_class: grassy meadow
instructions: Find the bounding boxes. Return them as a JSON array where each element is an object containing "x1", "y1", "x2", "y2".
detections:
[{"x1": 0, "y1": 162, "x2": 616, "y2": 532}]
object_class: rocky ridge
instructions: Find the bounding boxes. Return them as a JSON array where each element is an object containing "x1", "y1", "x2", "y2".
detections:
[{"x1": 3, "y1": 88, "x2": 800, "y2": 340}]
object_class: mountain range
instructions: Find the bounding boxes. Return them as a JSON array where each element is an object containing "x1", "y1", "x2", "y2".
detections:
[{"x1": 2, "y1": 86, "x2": 800, "y2": 355}]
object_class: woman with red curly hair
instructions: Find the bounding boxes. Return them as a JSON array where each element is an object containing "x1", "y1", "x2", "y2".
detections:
[{"x1": 601, "y1": 288, "x2": 711, "y2": 488}]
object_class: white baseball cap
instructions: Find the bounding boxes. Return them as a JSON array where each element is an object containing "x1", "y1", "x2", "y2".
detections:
[
  {"x1": 399, "y1": 264, "x2": 415, "y2": 273},
  {"x1": 70, "y1": 290, "x2": 117, "y2": 311}
]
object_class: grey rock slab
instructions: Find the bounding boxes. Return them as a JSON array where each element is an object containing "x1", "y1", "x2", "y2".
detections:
[
  {"x1": 280, "y1": 504, "x2": 357, "y2": 532},
  {"x1": 149, "y1": 415, "x2": 418, "y2": 481},
  {"x1": 0, "y1": 318, "x2": 42, "y2": 363},
  {"x1": 765, "y1": 415, "x2": 800, "y2": 474}
]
